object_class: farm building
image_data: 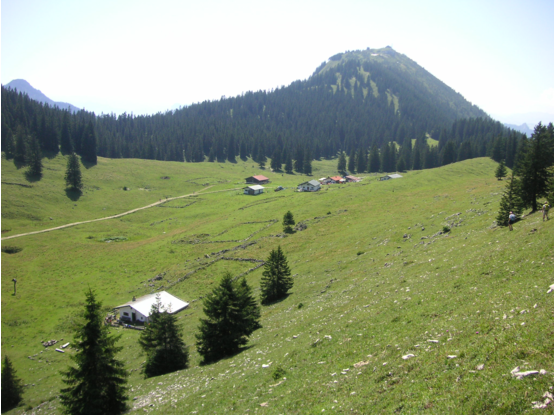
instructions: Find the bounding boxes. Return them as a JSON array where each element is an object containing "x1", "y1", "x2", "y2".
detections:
[
  {"x1": 114, "y1": 291, "x2": 189, "y2": 324},
  {"x1": 380, "y1": 174, "x2": 403, "y2": 181},
  {"x1": 345, "y1": 175, "x2": 362, "y2": 182},
  {"x1": 244, "y1": 185, "x2": 265, "y2": 195},
  {"x1": 245, "y1": 175, "x2": 269, "y2": 184},
  {"x1": 329, "y1": 176, "x2": 345, "y2": 183},
  {"x1": 297, "y1": 180, "x2": 321, "y2": 192}
]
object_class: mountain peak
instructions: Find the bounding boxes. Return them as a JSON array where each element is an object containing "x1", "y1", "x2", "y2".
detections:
[{"x1": 4, "y1": 79, "x2": 80, "y2": 113}]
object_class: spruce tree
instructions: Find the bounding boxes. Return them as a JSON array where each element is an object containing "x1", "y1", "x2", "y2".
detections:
[
  {"x1": 25, "y1": 135, "x2": 43, "y2": 177},
  {"x1": 356, "y1": 148, "x2": 367, "y2": 173},
  {"x1": 138, "y1": 294, "x2": 189, "y2": 378},
  {"x1": 260, "y1": 246, "x2": 293, "y2": 305},
  {"x1": 283, "y1": 211, "x2": 295, "y2": 233},
  {"x1": 303, "y1": 151, "x2": 312, "y2": 175},
  {"x1": 495, "y1": 160, "x2": 507, "y2": 180},
  {"x1": 396, "y1": 156, "x2": 406, "y2": 172},
  {"x1": 60, "y1": 289, "x2": 128, "y2": 415},
  {"x1": 496, "y1": 173, "x2": 523, "y2": 226},
  {"x1": 2, "y1": 355, "x2": 24, "y2": 412},
  {"x1": 347, "y1": 148, "x2": 356, "y2": 172},
  {"x1": 60, "y1": 111, "x2": 73, "y2": 154},
  {"x1": 337, "y1": 151, "x2": 347, "y2": 173},
  {"x1": 65, "y1": 153, "x2": 83, "y2": 190},
  {"x1": 285, "y1": 151, "x2": 293, "y2": 174},
  {"x1": 14, "y1": 127, "x2": 26, "y2": 163},
  {"x1": 81, "y1": 121, "x2": 97, "y2": 164},
  {"x1": 516, "y1": 123, "x2": 553, "y2": 212},
  {"x1": 368, "y1": 145, "x2": 380, "y2": 173},
  {"x1": 196, "y1": 272, "x2": 260, "y2": 364}
]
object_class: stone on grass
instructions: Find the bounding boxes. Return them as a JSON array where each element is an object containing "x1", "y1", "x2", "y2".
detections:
[
  {"x1": 476, "y1": 364, "x2": 485, "y2": 371},
  {"x1": 447, "y1": 355, "x2": 457, "y2": 359},
  {"x1": 402, "y1": 354, "x2": 416, "y2": 360}
]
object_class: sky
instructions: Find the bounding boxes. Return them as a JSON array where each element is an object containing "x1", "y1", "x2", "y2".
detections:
[{"x1": 2, "y1": 0, "x2": 553, "y2": 126}]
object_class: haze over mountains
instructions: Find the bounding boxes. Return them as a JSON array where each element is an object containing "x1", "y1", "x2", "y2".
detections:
[{"x1": 4, "y1": 79, "x2": 81, "y2": 113}]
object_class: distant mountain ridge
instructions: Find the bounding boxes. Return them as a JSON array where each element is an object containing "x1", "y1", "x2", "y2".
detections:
[
  {"x1": 503, "y1": 123, "x2": 533, "y2": 137},
  {"x1": 3, "y1": 79, "x2": 80, "y2": 113}
]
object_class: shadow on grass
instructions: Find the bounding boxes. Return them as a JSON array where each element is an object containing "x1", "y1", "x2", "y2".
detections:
[
  {"x1": 199, "y1": 344, "x2": 255, "y2": 366},
  {"x1": 81, "y1": 159, "x2": 97, "y2": 170},
  {"x1": 13, "y1": 159, "x2": 26, "y2": 170},
  {"x1": 261, "y1": 293, "x2": 291, "y2": 307},
  {"x1": 65, "y1": 188, "x2": 83, "y2": 201},
  {"x1": 24, "y1": 171, "x2": 42, "y2": 182}
]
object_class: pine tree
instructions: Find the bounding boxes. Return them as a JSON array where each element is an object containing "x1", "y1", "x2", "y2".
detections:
[
  {"x1": 516, "y1": 123, "x2": 554, "y2": 212},
  {"x1": 368, "y1": 145, "x2": 380, "y2": 173},
  {"x1": 81, "y1": 121, "x2": 97, "y2": 164},
  {"x1": 356, "y1": 148, "x2": 367, "y2": 173},
  {"x1": 283, "y1": 211, "x2": 295, "y2": 233},
  {"x1": 25, "y1": 135, "x2": 43, "y2": 177},
  {"x1": 196, "y1": 272, "x2": 260, "y2": 364},
  {"x1": 260, "y1": 246, "x2": 293, "y2": 305},
  {"x1": 138, "y1": 294, "x2": 189, "y2": 378},
  {"x1": 440, "y1": 140, "x2": 456, "y2": 165},
  {"x1": 2, "y1": 355, "x2": 24, "y2": 412},
  {"x1": 14, "y1": 127, "x2": 26, "y2": 163},
  {"x1": 60, "y1": 111, "x2": 73, "y2": 154},
  {"x1": 65, "y1": 153, "x2": 83, "y2": 190},
  {"x1": 496, "y1": 173, "x2": 523, "y2": 226},
  {"x1": 285, "y1": 152, "x2": 293, "y2": 174},
  {"x1": 495, "y1": 160, "x2": 507, "y2": 180},
  {"x1": 60, "y1": 289, "x2": 128, "y2": 415},
  {"x1": 337, "y1": 151, "x2": 347, "y2": 173},
  {"x1": 396, "y1": 156, "x2": 406, "y2": 172},
  {"x1": 303, "y1": 150, "x2": 312, "y2": 175},
  {"x1": 294, "y1": 147, "x2": 304, "y2": 172},
  {"x1": 347, "y1": 148, "x2": 356, "y2": 172}
]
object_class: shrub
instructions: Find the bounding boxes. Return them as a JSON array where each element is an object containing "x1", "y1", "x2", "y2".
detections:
[
  {"x1": 271, "y1": 365, "x2": 286, "y2": 381},
  {"x1": 442, "y1": 226, "x2": 451, "y2": 233}
]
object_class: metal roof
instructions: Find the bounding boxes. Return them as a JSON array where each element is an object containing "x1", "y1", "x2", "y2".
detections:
[
  {"x1": 245, "y1": 185, "x2": 265, "y2": 190},
  {"x1": 114, "y1": 291, "x2": 189, "y2": 316},
  {"x1": 251, "y1": 175, "x2": 269, "y2": 181}
]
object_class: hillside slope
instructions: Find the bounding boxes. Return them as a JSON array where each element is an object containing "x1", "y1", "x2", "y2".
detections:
[{"x1": 1, "y1": 157, "x2": 553, "y2": 414}]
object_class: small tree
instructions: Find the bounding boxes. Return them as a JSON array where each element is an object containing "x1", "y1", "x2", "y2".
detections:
[
  {"x1": 260, "y1": 246, "x2": 293, "y2": 305},
  {"x1": 65, "y1": 153, "x2": 83, "y2": 190},
  {"x1": 496, "y1": 172, "x2": 523, "y2": 226},
  {"x1": 495, "y1": 160, "x2": 507, "y2": 180},
  {"x1": 337, "y1": 151, "x2": 347, "y2": 173},
  {"x1": 60, "y1": 289, "x2": 128, "y2": 415},
  {"x1": 139, "y1": 295, "x2": 189, "y2": 378},
  {"x1": 196, "y1": 272, "x2": 261, "y2": 364},
  {"x1": 2, "y1": 355, "x2": 24, "y2": 412},
  {"x1": 283, "y1": 211, "x2": 295, "y2": 233}
]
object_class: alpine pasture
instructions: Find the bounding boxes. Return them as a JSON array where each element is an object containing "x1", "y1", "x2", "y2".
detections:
[{"x1": 1, "y1": 154, "x2": 553, "y2": 413}]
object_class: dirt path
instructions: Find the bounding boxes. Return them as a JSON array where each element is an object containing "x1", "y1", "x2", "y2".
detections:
[{"x1": 2, "y1": 186, "x2": 242, "y2": 241}]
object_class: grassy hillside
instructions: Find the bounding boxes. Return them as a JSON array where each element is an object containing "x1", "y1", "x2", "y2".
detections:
[{"x1": 1, "y1": 155, "x2": 553, "y2": 414}]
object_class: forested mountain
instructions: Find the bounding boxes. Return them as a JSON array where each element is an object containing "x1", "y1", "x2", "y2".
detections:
[
  {"x1": 1, "y1": 47, "x2": 526, "y2": 172},
  {"x1": 4, "y1": 79, "x2": 81, "y2": 113}
]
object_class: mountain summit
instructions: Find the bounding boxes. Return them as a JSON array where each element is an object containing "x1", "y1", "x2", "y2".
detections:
[{"x1": 4, "y1": 79, "x2": 80, "y2": 113}]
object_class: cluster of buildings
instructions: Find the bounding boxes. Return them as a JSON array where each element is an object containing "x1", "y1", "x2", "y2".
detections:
[{"x1": 242, "y1": 174, "x2": 368, "y2": 195}]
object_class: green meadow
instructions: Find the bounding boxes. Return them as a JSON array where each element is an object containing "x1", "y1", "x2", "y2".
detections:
[{"x1": 1, "y1": 155, "x2": 553, "y2": 414}]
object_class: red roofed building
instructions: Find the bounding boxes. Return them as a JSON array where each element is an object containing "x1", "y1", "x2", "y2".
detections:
[
  {"x1": 330, "y1": 176, "x2": 344, "y2": 183},
  {"x1": 245, "y1": 175, "x2": 270, "y2": 184}
]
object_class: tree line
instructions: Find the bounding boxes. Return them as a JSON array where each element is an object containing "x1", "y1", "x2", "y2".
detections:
[{"x1": 2, "y1": 58, "x2": 519, "y2": 177}]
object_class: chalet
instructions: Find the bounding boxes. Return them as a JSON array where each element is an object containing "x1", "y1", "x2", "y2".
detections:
[
  {"x1": 345, "y1": 175, "x2": 362, "y2": 182},
  {"x1": 379, "y1": 173, "x2": 403, "y2": 181},
  {"x1": 243, "y1": 185, "x2": 265, "y2": 195},
  {"x1": 297, "y1": 179, "x2": 321, "y2": 192},
  {"x1": 319, "y1": 177, "x2": 334, "y2": 184},
  {"x1": 114, "y1": 291, "x2": 189, "y2": 324},
  {"x1": 245, "y1": 175, "x2": 269, "y2": 184}
]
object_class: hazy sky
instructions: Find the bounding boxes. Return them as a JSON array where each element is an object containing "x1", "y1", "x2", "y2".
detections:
[{"x1": 2, "y1": 0, "x2": 553, "y2": 125}]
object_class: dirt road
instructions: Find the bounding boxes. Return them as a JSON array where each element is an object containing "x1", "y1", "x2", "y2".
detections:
[{"x1": 2, "y1": 186, "x2": 241, "y2": 241}]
